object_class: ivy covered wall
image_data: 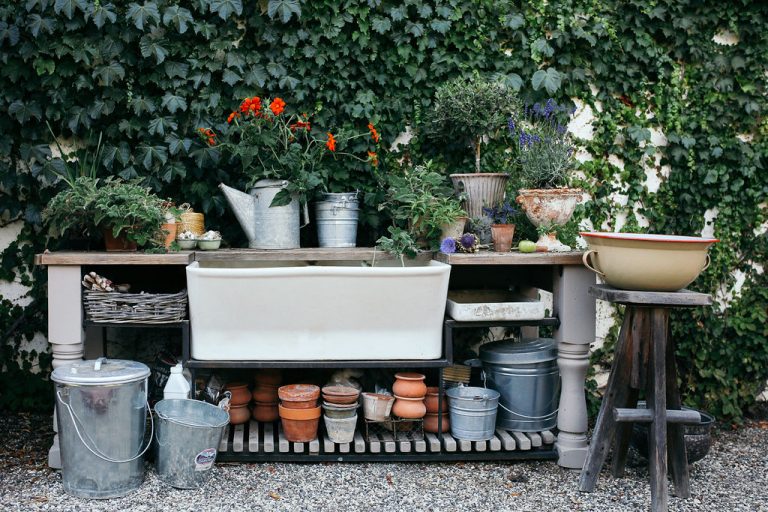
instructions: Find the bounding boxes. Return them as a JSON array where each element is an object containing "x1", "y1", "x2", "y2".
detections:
[{"x1": 1, "y1": 0, "x2": 766, "y2": 418}]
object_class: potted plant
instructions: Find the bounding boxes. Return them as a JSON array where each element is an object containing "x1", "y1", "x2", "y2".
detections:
[
  {"x1": 482, "y1": 202, "x2": 517, "y2": 252},
  {"x1": 424, "y1": 74, "x2": 520, "y2": 218},
  {"x1": 510, "y1": 99, "x2": 583, "y2": 252}
]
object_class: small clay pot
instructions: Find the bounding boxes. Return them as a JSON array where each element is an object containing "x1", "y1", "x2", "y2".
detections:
[
  {"x1": 424, "y1": 387, "x2": 444, "y2": 414},
  {"x1": 424, "y1": 412, "x2": 450, "y2": 433},
  {"x1": 278, "y1": 405, "x2": 321, "y2": 442},
  {"x1": 254, "y1": 369, "x2": 282, "y2": 387},
  {"x1": 322, "y1": 385, "x2": 360, "y2": 405},
  {"x1": 491, "y1": 224, "x2": 515, "y2": 252},
  {"x1": 224, "y1": 382, "x2": 251, "y2": 407},
  {"x1": 228, "y1": 404, "x2": 250, "y2": 425},
  {"x1": 361, "y1": 393, "x2": 395, "y2": 421},
  {"x1": 278, "y1": 384, "x2": 320, "y2": 409},
  {"x1": 392, "y1": 395, "x2": 427, "y2": 419},
  {"x1": 392, "y1": 372, "x2": 427, "y2": 398},
  {"x1": 251, "y1": 384, "x2": 279, "y2": 403},
  {"x1": 251, "y1": 401, "x2": 279, "y2": 423},
  {"x1": 322, "y1": 402, "x2": 358, "y2": 419}
]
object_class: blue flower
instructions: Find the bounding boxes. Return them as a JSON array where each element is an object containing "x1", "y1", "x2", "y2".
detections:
[
  {"x1": 460, "y1": 233, "x2": 477, "y2": 250},
  {"x1": 507, "y1": 118, "x2": 516, "y2": 135},
  {"x1": 440, "y1": 237, "x2": 456, "y2": 254}
]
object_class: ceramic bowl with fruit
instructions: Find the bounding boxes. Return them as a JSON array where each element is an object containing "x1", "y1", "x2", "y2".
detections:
[
  {"x1": 197, "y1": 230, "x2": 222, "y2": 250},
  {"x1": 176, "y1": 230, "x2": 197, "y2": 249}
]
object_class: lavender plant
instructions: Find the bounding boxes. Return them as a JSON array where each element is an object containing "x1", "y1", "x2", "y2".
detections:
[
  {"x1": 509, "y1": 99, "x2": 576, "y2": 189},
  {"x1": 482, "y1": 202, "x2": 517, "y2": 224}
]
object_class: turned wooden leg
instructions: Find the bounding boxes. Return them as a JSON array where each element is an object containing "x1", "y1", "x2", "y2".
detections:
[{"x1": 647, "y1": 308, "x2": 669, "y2": 512}]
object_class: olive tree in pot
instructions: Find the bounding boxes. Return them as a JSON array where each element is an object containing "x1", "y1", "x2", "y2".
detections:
[
  {"x1": 510, "y1": 99, "x2": 583, "y2": 252},
  {"x1": 423, "y1": 75, "x2": 520, "y2": 218}
]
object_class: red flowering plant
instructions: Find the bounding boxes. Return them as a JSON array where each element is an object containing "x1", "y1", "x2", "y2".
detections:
[{"x1": 211, "y1": 96, "x2": 379, "y2": 207}]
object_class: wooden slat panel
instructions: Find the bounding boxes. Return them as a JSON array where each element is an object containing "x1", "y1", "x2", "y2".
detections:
[
  {"x1": 442, "y1": 433, "x2": 457, "y2": 452},
  {"x1": 474, "y1": 440, "x2": 487, "y2": 452},
  {"x1": 263, "y1": 422, "x2": 274, "y2": 453},
  {"x1": 35, "y1": 251, "x2": 193, "y2": 266},
  {"x1": 309, "y1": 438, "x2": 320, "y2": 454},
  {"x1": 540, "y1": 430, "x2": 556, "y2": 444},
  {"x1": 458, "y1": 439, "x2": 472, "y2": 452},
  {"x1": 339, "y1": 442, "x2": 351, "y2": 454},
  {"x1": 398, "y1": 440, "x2": 411, "y2": 453},
  {"x1": 414, "y1": 438, "x2": 427, "y2": 453},
  {"x1": 526, "y1": 432, "x2": 542, "y2": 448},
  {"x1": 367, "y1": 433, "x2": 380, "y2": 454},
  {"x1": 248, "y1": 421, "x2": 259, "y2": 453},
  {"x1": 495, "y1": 429, "x2": 516, "y2": 451},
  {"x1": 219, "y1": 425, "x2": 230, "y2": 452},
  {"x1": 277, "y1": 424, "x2": 289, "y2": 453},
  {"x1": 489, "y1": 435, "x2": 502, "y2": 451},
  {"x1": 353, "y1": 431, "x2": 366, "y2": 453},
  {"x1": 323, "y1": 435, "x2": 335, "y2": 454},
  {"x1": 380, "y1": 431, "x2": 396, "y2": 453},
  {"x1": 232, "y1": 424, "x2": 244, "y2": 452},
  {"x1": 511, "y1": 432, "x2": 531, "y2": 450},
  {"x1": 434, "y1": 251, "x2": 584, "y2": 266},
  {"x1": 293, "y1": 442, "x2": 304, "y2": 454},
  {"x1": 424, "y1": 433, "x2": 441, "y2": 452}
]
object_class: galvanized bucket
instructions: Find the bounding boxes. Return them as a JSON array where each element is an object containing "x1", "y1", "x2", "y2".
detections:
[
  {"x1": 52, "y1": 358, "x2": 152, "y2": 499},
  {"x1": 445, "y1": 386, "x2": 500, "y2": 441},
  {"x1": 154, "y1": 399, "x2": 229, "y2": 489},
  {"x1": 249, "y1": 179, "x2": 308, "y2": 249},
  {"x1": 479, "y1": 338, "x2": 560, "y2": 432},
  {"x1": 315, "y1": 192, "x2": 359, "y2": 248}
]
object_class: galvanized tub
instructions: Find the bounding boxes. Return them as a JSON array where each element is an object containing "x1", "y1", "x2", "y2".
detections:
[
  {"x1": 315, "y1": 192, "x2": 359, "y2": 248},
  {"x1": 445, "y1": 386, "x2": 500, "y2": 441},
  {"x1": 52, "y1": 358, "x2": 152, "y2": 499},
  {"x1": 479, "y1": 338, "x2": 560, "y2": 432},
  {"x1": 154, "y1": 399, "x2": 229, "y2": 489}
]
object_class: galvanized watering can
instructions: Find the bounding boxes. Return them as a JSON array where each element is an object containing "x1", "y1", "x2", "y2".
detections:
[{"x1": 219, "y1": 180, "x2": 309, "y2": 249}]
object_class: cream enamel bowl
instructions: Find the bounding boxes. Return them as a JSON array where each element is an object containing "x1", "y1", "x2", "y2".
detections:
[{"x1": 580, "y1": 232, "x2": 718, "y2": 292}]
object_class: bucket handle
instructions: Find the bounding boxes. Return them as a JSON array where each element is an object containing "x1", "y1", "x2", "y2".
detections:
[
  {"x1": 480, "y1": 370, "x2": 558, "y2": 420},
  {"x1": 57, "y1": 391, "x2": 154, "y2": 464}
]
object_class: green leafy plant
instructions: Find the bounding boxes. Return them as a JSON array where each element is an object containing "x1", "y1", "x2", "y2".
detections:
[
  {"x1": 424, "y1": 74, "x2": 520, "y2": 173},
  {"x1": 43, "y1": 122, "x2": 104, "y2": 188},
  {"x1": 509, "y1": 99, "x2": 576, "y2": 189},
  {"x1": 375, "y1": 226, "x2": 420, "y2": 265}
]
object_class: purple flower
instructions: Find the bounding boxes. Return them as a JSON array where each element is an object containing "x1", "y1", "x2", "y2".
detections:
[
  {"x1": 544, "y1": 98, "x2": 556, "y2": 117},
  {"x1": 507, "y1": 118, "x2": 516, "y2": 135},
  {"x1": 440, "y1": 237, "x2": 456, "y2": 254},
  {"x1": 460, "y1": 233, "x2": 476, "y2": 250}
]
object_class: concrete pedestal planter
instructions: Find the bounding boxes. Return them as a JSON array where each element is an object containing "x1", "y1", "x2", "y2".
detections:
[{"x1": 516, "y1": 188, "x2": 582, "y2": 252}]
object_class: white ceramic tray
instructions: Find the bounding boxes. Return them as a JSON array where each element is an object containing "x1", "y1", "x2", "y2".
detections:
[{"x1": 446, "y1": 289, "x2": 546, "y2": 322}]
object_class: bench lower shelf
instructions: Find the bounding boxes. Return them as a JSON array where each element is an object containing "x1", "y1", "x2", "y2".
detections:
[{"x1": 216, "y1": 420, "x2": 558, "y2": 463}]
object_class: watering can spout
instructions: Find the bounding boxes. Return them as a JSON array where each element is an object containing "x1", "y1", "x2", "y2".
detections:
[{"x1": 219, "y1": 183, "x2": 258, "y2": 244}]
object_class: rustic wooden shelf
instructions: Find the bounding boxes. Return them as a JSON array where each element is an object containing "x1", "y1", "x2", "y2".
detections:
[
  {"x1": 434, "y1": 250, "x2": 584, "y2": 266},
  {"x1": 35, "y1": 251, "x2": 194, "y2": 266}
]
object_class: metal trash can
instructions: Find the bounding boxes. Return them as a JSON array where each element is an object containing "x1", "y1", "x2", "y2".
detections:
[
  {"x1": 445, "y1": 386, "x2": 500, "y2": 441},
  {"x1": 52, "y1": 358, "x2": 152, "y2": 499},
  {"x1": 154, "y1": 399, "x2": 229, "y2": 489},
  {"x1": 479, "y1": 338, "x2": 560, "y2": 432}
]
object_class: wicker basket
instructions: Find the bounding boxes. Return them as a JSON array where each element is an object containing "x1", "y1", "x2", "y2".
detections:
[
  {"x1": 83, "y1": 290, "x2": 188, "y2": 324},
  {"x1": 178, "y1": 204, "x2": 204, "y2": 236}
]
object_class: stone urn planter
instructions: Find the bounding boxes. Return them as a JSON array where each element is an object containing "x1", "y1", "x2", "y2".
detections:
[{"x1": 516, "y1": 188, "x2": 583, "y2": 252}]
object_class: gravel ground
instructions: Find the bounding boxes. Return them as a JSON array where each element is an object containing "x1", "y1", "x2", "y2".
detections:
[{"x1": 2, "y1": 413, "x2": 767, "y2": 511}]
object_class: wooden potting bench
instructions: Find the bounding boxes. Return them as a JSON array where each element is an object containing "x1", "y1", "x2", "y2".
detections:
[{"x1": 36, "y1": 248, "x2": 595, "y2": 466}]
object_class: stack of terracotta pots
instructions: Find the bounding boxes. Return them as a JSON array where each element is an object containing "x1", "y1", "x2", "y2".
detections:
[
  {"x1": 278, "y1": 384, "x2": 321, "y2": 442},
  {"x1": 321, "y1": 385, "x2": 360, "y2": 443},
  {"x1": 224, "y1": 382, "x2": 251, "y2": 425},
  {"x1": 251, "y1": 369, "x2": 281, "y2": 423},
  {"x1": 391, "y1": 372, "x2": 427, "y2": 419},
  {"x1": 424, "y1": 386, "x2": 449, "y2": 433}
]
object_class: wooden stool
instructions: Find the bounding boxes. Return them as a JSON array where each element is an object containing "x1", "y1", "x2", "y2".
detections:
[{"x1": 578, "y1": 285, "x2": 712, "y2": 512}]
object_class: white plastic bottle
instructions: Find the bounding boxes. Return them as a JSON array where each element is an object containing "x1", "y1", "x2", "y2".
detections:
[{"x1": 164, "y1": 363, "x2": 191, "y2": 400}]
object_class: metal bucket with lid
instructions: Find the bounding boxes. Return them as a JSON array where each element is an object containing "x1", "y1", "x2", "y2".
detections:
[
  {"x1": 479, "y1": 338, "x2": 560, "y2": 432},
  {"x1": 52, "y1": 358, "x2": 152, "y2": 499}
]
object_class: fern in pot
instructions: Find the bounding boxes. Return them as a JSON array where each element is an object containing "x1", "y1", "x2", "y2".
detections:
[{"x1": 510, "y1": 99, "x2": 583, "y2": 252}]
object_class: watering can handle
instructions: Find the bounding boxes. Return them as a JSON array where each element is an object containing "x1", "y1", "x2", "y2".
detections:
[
  {"x1": 301, "y1": 202, "x2": 310, "y2": 228},
  {"x1": 56, "y1": 391, "x2": 154, "y2": 464}
]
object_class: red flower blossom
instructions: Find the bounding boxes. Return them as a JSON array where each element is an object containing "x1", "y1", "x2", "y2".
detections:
[
  {"x1": 368, "y1": 122, "x2": 380, "y2": 143},
  {"x1": 198, "y1": 127, "x2": 216, "y2": 146},
  {"x1": 367, "y1": 151, "x2": 378, "y2": 167},
  {"x1": 289, "y1": 120, "x2": 311, "y2": 132},
  {"x1": 270, "y1": 97, "x2": 286, "y2": 116},
  {"x1": 239, "y1": 97, "x2": 262, "y2": 115},
  {"x1": 227, "y1": 112, "x2": 238, "y2": 124},
  {"x1": 326, "y1": 132, "x2": 336, "y2": 152}
]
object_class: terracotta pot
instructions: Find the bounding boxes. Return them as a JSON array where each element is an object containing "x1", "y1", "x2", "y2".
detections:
[
  {"x1": 392, "y1": 395, "x2": 427, "y2": 419},
  {"x1": 228, "y1": 404, "x2": 250, "y2": 425},
  {"x1": 392, "y1": 372, "x2": 427, "y2": 398},
  {"x1": 161, "y1": 222, "x2": 177, "y2": 249},
  {"x1": 278, "y1": 384, "x2": 320, "y2": 409},
  {"x1": 278, "y1": 404, "x2": 321, "y2": 442},
  {"x1": 102, "y1": 228, "x2": 137, "y2": 252},
  {"x1": 224, "y1": 382, "x2": 251, "y2": 407},
  {"x1": 424, "y1": 412, "x2": 450, "y2": 433},
  {"x1": 252, "y1": 401, "x2": 279, "y2": 423},
  {"x1": 254, "y1": 369, "x2": 282, "y2": 386},
  {"x1": 424, "y1": 387, "x2": 444, "y2": 414},
  {"x1": 251, "y1": 384, "x2": 279, "y2": 403},
  {"x1": 490, "y1": 224, "x2": 515, "y2": 252},
  {"x1": 321, "y1": 385, "x2": 360, "y2": 405}
]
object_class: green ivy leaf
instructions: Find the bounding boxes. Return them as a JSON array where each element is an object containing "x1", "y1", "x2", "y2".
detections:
[
  {"x1": 429, "y1": 19, "x2": 451, "y2": 34},
  {"x1": 161, "y1": 93, "x2": 187, "y2": 114},
  {"x1": 137, "y1": 144, "x2": 168, "y2": 170},
  {"x1": 279, "y1": 74, "x2": 299, "y2": 89},
  {"x1": 502, "y1": 13, "x2": 524, "y2": 29},
  {"x1": 531, "y1": 68, "x2": 561, "y2": 94},
  {"x1": 165, "y1": 134, "x2": 192, "y2": 155},
  {"x1": 371, "y1": 17, "x2": 391, "y2": 34},
  {"x1": 267, "y1": 0, "x2": 301, "y2": 23},
  {"x1": 209, "y1": 0, "x2": 242, "y2": 20},
  {"x1": 8, "y1": 100, "x2": 42, "y2": 123},
  {"x1": 54, "y1": 0, "x2": 85, "y2": 19},
  {"x1": 88, "y1": 3, "x2": 118, "y2": 28},
  {"x1": 0, "y1": 22, "x2": 21, "y2": 46},
  {"x1": 27, "y1": 14, "x2": 56, "y2": 37},
  {"x1": 127, "y1": 2, "x2": 161, "y2": 31},
  {"x1": 222, "y1": 68, "x2": 241, "y2": 86},
  {"x1": 531, "y1": 38, "x2": 554, "y2": 58},
  {"x1": 131, "y1": 96, "x2": 156, "y2": 116},
  {"x1": 93, "y1": 61, "x2": 125, "y2": 86},
  {"x1": 244, "y1": 65, "x2": 267, "y2": 87},
  {"x1": 139, "y1": 34, "x2": 168, "y2": 64},
  {"x1": 267, "y1": 61, "x2": 286, "y2": 78},
  {"x1": 148, "y1": 117, "x2": 178, "y2": 136},
  {"x1": 164, "y1": 61, "x2": 189, "y2": 79},
  {"x1": 162, "y1": 5, "x2": 194, "y2": 34},
  {"x1": 405, "y1": 22, "x2": 424, "y2": 37}
]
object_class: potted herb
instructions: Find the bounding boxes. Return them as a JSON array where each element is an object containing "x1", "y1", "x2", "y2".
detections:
[
  {"x1": 482, "y1": 202, "x2": 517, "y2": 252},
  {"x1": 424, "y1": 74, "x2": 520, "y2": 218},
  {"x1": 510, "y1": 99, "x2": 583, "y2": 252}
]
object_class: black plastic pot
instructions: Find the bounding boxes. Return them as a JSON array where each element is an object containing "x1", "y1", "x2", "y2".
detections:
[{"x1": 630, "y1": 401, "x2": 715, "y2": 464}]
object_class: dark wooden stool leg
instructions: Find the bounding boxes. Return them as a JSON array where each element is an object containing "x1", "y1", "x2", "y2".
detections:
[
  {"x1": 611, "y1": 309, "x2": 649, "y2": 477},
  {"x1": 665, "y1": 325, "x2": 691, "y2": 498},
  {"x1": 579, "y1": 308, "x2": 635, "y2": 492},
  {"x1": 647, "y1": 308, "x2": 669, "y2": 512}
]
